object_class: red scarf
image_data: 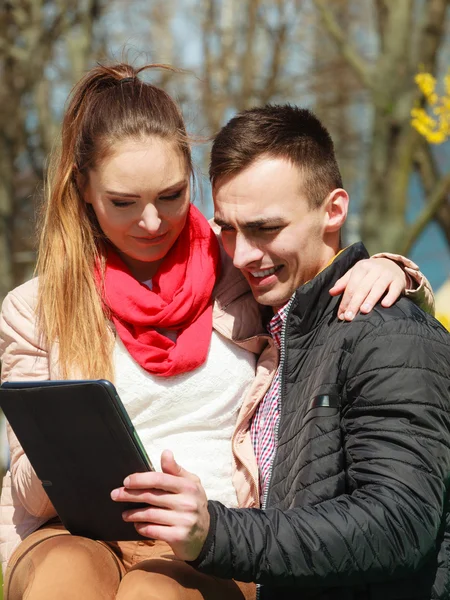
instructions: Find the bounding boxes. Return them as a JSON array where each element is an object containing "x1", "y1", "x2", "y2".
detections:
[{"x1": 100, "y1": 205, "x2": 221, "y2": 377}]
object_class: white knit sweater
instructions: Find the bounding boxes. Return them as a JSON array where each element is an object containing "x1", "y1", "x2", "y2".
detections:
[{"x1": 113, "y1": 332, "x2": 256, "y2": 508}]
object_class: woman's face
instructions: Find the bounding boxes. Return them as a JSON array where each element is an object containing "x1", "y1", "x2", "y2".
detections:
[{"x1": 85, "y1": 137, "x2": 191, "y2": 280}]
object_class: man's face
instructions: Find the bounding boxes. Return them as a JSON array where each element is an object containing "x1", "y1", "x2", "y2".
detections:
[{"x1": 213, "y1": 156, "x2": 339, "y2": 309}]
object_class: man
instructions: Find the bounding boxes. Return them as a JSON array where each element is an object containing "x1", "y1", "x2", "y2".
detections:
[{"x1": 113, "y1": 105, "x2": 450, "y2": 599}]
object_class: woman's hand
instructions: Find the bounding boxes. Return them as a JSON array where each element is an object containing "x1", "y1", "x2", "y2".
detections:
[
  {"x1": 329, "y1": 257, "x2": 409, "y2": 321},
  {"x1": 111, "y1": 450, "x2": 209, "y2": 561}
]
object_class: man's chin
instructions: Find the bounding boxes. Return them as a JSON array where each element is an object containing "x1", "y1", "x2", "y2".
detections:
[{"x1": 250, "y1": 286, "x2": 291, "y2": 309}]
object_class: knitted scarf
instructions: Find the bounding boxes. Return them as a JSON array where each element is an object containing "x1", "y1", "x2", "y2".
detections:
[{"x1": 100, "y1": 205, "x2": 221, "y2": 377}]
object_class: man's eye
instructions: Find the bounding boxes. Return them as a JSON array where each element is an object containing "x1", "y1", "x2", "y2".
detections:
[
  {"x1": 160, "y1": 190, "x2": 183, "y2": 201},
  {"x1": 220, "y1": 227, "x2": 235, "y2": 234},
  {"x1": 259, "y1": 226, "x2": 281, "y2": 232}
]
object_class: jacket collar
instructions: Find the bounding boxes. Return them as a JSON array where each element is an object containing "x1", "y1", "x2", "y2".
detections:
[{"x1": 288, "y1": 242, "x2": 370, "y2": 334}]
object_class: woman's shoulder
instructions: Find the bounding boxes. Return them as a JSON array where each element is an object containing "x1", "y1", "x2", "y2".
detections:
[
  {"x1": 0, "y1": 277, "x2": 47, "y2": 375},
  {"x1": 1, "y1": 277, "x2": 39, "y2": 320}
]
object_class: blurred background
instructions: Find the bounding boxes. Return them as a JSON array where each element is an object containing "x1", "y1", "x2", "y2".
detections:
[
  {"x1": 0, "y1": 1, "x2": 449, "y2": 592},
  {"x1": 0, "y1": 0, "x2": 449, "y2": 468}
]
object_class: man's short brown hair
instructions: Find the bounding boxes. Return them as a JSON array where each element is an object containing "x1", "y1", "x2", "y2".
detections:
[{"x1": 210, "y1": 105, "x2": 343, "y2": 209}]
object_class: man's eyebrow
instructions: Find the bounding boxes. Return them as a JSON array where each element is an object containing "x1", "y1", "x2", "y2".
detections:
[
  {"x1": 244, "y1": 218, "x2": 285, "y2": 229},
  {"x1": 214, "y1": 216, "x2": 231, "y2": 228},
  {"x1": 214, "y1": 216, "x2": 286, "y2": 229}
]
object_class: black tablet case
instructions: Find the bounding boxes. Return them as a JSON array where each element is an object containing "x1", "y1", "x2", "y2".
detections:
[{"x1": 0, "y1": 381, "x2": 152, "y2": 541}]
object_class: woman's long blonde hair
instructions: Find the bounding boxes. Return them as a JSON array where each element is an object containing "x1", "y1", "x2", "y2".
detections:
[{"x1": 36, "y1": 62, "x2": 193, "y2": 379}]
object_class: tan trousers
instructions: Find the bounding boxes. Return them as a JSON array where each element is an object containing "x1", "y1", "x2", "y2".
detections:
[{"x1": 4, "y1": 523, "x2": 256, "y2": 600}]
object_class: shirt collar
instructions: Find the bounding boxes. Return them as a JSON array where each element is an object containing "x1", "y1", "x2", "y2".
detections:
[{"x1": 267, "y1": 295, "x2": 295, "y2": 346}]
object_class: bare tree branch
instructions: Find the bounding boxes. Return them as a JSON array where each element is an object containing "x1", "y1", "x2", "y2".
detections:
[
  {"x1": 238, "y1": 0, "x2": 260, "y2": 110},
  {"x1": 0, "y1": 0, "x2": 105, "y2": 303},
  {"x1": 411, "y1": 0, "x2": 450, "y2": 75},
  {"x1": 373, "y1": 0, "x2": 388, "y2": 50},
  {"x1": 201, "y1": 0, "x2": 221, "y2": 134},
  {"x1": 312, "y1": 0, "x2": 375, "y2": 93},
  {"x1": 259, "y1": 0, "x2": 287, "y2": 104}
]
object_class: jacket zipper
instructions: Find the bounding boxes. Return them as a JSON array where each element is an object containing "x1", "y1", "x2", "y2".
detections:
[{"x1": 256, "y1": 296, "x2": 294, "y2": 600}]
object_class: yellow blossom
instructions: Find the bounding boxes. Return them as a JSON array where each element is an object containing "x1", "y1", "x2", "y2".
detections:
[
  {"x1": 415, "y1": 73, "x2": 436, "y2": 98},
  {"x1": 411, "y1": 71, "x2": 450, "y2": 143}
]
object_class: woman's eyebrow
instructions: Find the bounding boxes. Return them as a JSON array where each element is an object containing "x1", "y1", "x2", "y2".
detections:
[
  {"x1": 160, "y1": 180, "x2": 189, "y2": 193},
  {"x1": 105, "y1": 190, "x2": 141, "y2": 198},
  {"x1": 104, "y1": 180, "x2": 188, "y2": 198}
]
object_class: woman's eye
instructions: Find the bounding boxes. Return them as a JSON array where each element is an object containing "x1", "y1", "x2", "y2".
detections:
[
  {"x1": 160, "y1": 189, "x2": 185, "y2": 201},
  {"x1": 111, "y1": 200, "x2": 134, "y2": 208}
]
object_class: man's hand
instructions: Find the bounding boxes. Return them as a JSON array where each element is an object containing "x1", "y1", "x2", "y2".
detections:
[
  {"x1": 110, "y1": 450, "x2": 210, "y2": 561},
  {"x1": 329, "y1": 257, "x2": 408, "y2": 321}
]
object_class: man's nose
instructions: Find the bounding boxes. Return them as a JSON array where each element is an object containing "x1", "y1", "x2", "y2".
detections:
[
  {"x1": 138, "y1": 204, "x2": 161, "y2": 233},
  {"x1": 232, "y1": 233, "x2": 264, "y2": 270}
]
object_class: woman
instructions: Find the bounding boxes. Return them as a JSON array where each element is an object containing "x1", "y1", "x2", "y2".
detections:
[{"x1": 0, "y1": 62, "x2": 434, "y2": 599}]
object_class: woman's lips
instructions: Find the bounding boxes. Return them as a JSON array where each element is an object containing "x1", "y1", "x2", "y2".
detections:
[{"x1": 131, "y1": 233, "x2": 168, "y2": 245}]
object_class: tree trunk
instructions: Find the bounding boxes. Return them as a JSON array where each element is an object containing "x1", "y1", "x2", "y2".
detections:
[
  {"x1": 361, "y1": 0, "x2": 449, "y2": 253},
  {"x1": 313, "y1": 0, "x2": 450, "y2": 254}
]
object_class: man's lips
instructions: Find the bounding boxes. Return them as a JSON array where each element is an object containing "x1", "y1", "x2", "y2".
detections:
[{"x1": 246, "y1": 265, "x2": 283, "y2": 287}]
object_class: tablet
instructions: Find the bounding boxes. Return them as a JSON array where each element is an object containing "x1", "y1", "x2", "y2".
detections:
[{"x1": 0, "y1": 379, "x2": 154, "y2": 541}]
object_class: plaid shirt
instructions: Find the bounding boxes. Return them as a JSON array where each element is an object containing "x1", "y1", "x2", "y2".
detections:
[{"x1": 250, "y1": 300, "x2": 292, "y2": 504}]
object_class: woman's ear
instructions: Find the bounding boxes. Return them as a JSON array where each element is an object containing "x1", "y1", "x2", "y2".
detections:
[
  {"x1": 323, "y1": 188, "x2": 349, "y2": 233},
  {"x1": 74, "y1": 166, "x2": 91, "y2": 204}
]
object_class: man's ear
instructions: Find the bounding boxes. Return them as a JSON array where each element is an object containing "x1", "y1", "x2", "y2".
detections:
[{"x1": 323, "y1": 188, "x2": 349, "y2": 233}]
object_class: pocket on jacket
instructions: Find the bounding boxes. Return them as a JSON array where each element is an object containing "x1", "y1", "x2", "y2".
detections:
[{"x1": 301, "y1": 394, "x2": 340, "y2": 429}]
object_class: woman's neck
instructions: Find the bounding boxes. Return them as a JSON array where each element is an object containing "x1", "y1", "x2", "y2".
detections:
[{"x1": 117, "y1": 252, "x2": 163, "y2": 281}]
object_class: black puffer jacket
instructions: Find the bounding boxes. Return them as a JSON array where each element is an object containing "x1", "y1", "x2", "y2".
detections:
[{"x1": 192, "y1": 243, "x2": 450, "y2": 600}]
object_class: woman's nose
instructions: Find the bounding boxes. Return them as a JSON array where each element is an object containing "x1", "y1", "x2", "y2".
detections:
[{"x1": 138, "y1": 204, "x2": 162, "y2": 233}]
